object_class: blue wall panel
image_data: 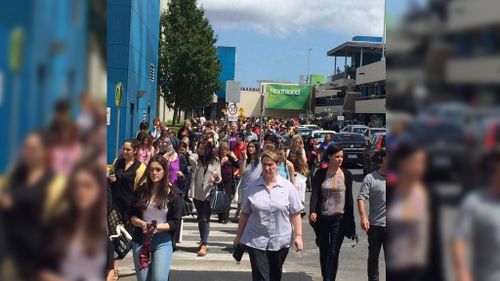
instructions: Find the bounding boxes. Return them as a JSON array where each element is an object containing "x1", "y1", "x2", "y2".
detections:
[
  {"x1": 0, "y1": 0, "x2": 87, "y2": 172},
  {"x1": 216, "y1": 46, "x2": 236, "y2": 99},
  {"x1": 107, "y1": 0, "x2": 159, "y2": 163}
]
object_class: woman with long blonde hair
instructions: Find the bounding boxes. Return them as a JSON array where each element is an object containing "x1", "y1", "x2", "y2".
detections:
[
  {"x1": 289, "y1": 134, "x2": 308, "y2": 164},
  {"x1": 288, "y1": 148, "x2": 309, "y2": 207}
]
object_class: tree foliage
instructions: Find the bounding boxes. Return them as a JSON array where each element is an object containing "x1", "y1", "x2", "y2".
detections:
[{"x1": 158, "y1": 0, "x2": 221, "y2": 113}]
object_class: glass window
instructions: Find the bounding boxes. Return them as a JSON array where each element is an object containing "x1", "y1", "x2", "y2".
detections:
[{"x1": 352, "y1": 127, "x2": 368, "y2": 134}]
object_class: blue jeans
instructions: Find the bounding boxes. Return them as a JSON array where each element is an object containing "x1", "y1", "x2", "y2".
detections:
[
  {"x1": 132, "y1": 232, "x2": 173, "y2": 281},
  {"x1": 318, "y1": 215, "x2": 345, "y2": 281},
  {"x1": 194, "y1": 199, "x2": 211, "y2": 244}
]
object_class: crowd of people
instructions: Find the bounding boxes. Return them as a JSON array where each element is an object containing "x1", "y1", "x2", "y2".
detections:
[
  {"x1": 0, "y1": 98, "x2": 496, "y2": 281},
  {"x1": 0, "y1": 95, "x2": 109, "y2": 281},
  {"x1": 105, "y1": 116, "x2": 387, "y2": 281},
  {"x1": 0, "y1": 103, "x2": 389, "y2": 281}
]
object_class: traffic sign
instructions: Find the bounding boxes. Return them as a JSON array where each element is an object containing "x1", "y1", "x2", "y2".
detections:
[
  {"x1": 9, "y1": 27, "x2": 24, "y2": 73},
  {"x1": 115, "y1": 82, "x2": 123, "y2": 107},
  {"x1": 337, "y1": 115, "x2": 345, "y2": 121},
  {"x1": 228, "y1": 103, "x2": 238, "y2": 122},
  {"x1": 226, "y1": 81, "x2": 241, "y2": 103}
]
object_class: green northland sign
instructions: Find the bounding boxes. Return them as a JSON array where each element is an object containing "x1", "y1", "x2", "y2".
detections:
[{"x1": 266, "y1": 84, "x2": 311, "y2": 110}]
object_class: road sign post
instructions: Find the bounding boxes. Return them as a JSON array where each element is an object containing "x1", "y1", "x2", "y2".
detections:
[
  {"x1": 337, "y1": 115, "x2": 345, "y2": 129},
  {"x1": 9, "y1": 27, "x2": 24, "y2": 164},
  {"x1": 115, "y1": 83, "x2": 123, "y2": 157},
  {"x1": 225, "y1": 81, "x2": 241, "y2": 103},
  {"x1": 227, "y1": 102, "x2": 238, "y2": 122}
]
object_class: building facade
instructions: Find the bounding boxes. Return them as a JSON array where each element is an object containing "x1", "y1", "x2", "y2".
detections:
[
  {"x1": 445, "y1": 0, "x2": 500, "y2": 104},
  {"x1": 236, "y1": 88, "x2": 261, "y2": 117},
  {"x1": 107, "y1": 0, "x2": 160, "y2": 162},
  {"x1": 210, "y1": 46, "x2": 236, "y2": 119},
  {"x1": 0, "y1": 0, "x2": 88, "y2": 172},
  {"x1": 315, "y1": 36, "x2": 386, "y2": 126}
]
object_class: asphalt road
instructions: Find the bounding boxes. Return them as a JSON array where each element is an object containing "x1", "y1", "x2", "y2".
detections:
[{"x1": 119, "y1": 167, "x2": 385, "y2": 281}]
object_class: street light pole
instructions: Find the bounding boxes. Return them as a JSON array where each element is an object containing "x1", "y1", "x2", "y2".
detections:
[
  {"x1": 306, "y1": 48, "x2": 312, "y2": 117},
  {"x1": 259, "y1": 84, "x2": 265, "y2": 145},
  {"x1": 382, "y1": 0, "x2": 387, "y2": 60},
  {"x1": 307, "y1": 48, "x2": 312, "y2": 83}
]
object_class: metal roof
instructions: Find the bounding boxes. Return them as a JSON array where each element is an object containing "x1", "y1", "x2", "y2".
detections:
[{"x1": 327, "y1": 41, "x2": 384, "y2": 56}]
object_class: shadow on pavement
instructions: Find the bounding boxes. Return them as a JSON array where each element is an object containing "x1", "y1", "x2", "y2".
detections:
[
  {"x1": 219, "y1": 228, "x2": 238, "y2": 235},
  {"x1": 169, "y1": 271, "x2": 314, "y2": 281}
]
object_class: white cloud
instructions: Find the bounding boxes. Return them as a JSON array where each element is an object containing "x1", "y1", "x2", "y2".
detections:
[{"x1": 197, "y1": 0, "x2": 385, "y2": 37}]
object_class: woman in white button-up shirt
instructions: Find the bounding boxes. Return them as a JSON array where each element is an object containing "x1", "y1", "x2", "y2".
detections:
[{"x1": 234, "y1": 150, "x2": 304, "y2": 281}]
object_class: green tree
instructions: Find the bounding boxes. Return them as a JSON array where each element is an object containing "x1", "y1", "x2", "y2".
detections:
[{"x1": 159, "y1": 0, "x2": 221, "y2": 124}]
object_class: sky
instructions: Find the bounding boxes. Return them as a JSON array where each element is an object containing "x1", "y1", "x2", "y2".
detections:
[{"x1": 197, "y1": 0, "x2": 386, "y2": 88}]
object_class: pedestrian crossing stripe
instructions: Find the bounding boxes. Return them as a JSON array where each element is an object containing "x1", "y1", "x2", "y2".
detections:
[
  {"x1": 181, "y1": 229, "x2": 236, "y2": 238},
  {"x1": 173, "y1": 251, "x2": 250, "y2": 262},
  {"x1": 182, "y1": 221, "x2": 240, "y2": 230},
  {"x1": 176, "y1": 240, "x2": 234, "y2": 249}
]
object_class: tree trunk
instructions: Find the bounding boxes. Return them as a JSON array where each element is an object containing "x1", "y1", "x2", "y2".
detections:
[
  {"x1": 163, "y1": 99, "x2": 166, "y2": 122},
  {"x1": 157, "y1": 91, "x2": 161, "y2": 121},
  {"x1": 176, "y1": 107, "x2": 182, "y2": 124},
  {"x1": 172, "y1": 107, "x2": 178, "y2": 126}
]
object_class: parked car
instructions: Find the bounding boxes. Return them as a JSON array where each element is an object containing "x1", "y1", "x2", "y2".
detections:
[
  {"x1": 483, "y1": 119, "x2": 500, "y2": 152},
  {"x1": 311, "y1": 130, "x2": 336, "y2": 148},
  {"x1": 341, "y1": 125, "x2": 370, "y2": 139},
  {"x1": 363, "y1": 133, "x2": 386, "y2": 175},
  {"x1": 369, "y1": 127, "x2": 386, "y2": 135},
  {"x1": 471, "y1": 107, "x2": 500, "y2": 155},
  {"x1": 302, "y1": 124, "x2": 322, "y2": 131},
  {"x1": 298, "y1": 128, "x2": 312, "y2": 138},
  {"x1": 406, "y1": 118, "x2": 472, "y2": 190},
  {"x1": 332, "y1": 132, "x2": 366, "y2": 167},
  {"x1": 419, "y1": 102, "x2": 473, "y2": 127}
]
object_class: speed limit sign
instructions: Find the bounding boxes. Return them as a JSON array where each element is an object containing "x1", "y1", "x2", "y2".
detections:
[{"x1": 228, "y1": 103, "x2": 238, "y2": 121}]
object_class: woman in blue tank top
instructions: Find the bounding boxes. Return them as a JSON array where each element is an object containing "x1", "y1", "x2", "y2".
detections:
[{"x1": 276, "y1": 144, "x2": 296, "y2": 185}]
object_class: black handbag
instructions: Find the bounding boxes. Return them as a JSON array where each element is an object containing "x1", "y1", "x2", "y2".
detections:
[
  {"x1": 109, "y1": 223, "x2": 132, "y2": 260},
  {"x1": 108, "y1": 208, "x2": 135, "y2": 260},
  {"x1": 232, "y1": 244, "x2": 246, "y2": 263},
  {"x1": 111, "y1": 234, "x2": 131, "y2": 260},
  {"x1": 209, "y1": 184, "x2": 231, "y2": 214},
  {"x1": 183, "y1": 197, "x2": 195, "y2": 217}
]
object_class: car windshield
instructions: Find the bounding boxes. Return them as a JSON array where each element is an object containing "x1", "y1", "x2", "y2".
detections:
[
  {"x1": 352, "y1": 127, "x2": 367, "y2": 134},
  {"x1": 407, "y1": 122, "x2": 465, "y2": 142},
  {"x1": 313, "y1": 132, "x2": 331, "y2": 139},
  {"x1": 299, "y1": 129, "x2": 311, "y2": 136},
  {"x1": 370, "y1": 129, "x2": 385, "y2": 134},
  {"x1": 334, "y1": 134, "x2": 365, "y2": 143}
]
